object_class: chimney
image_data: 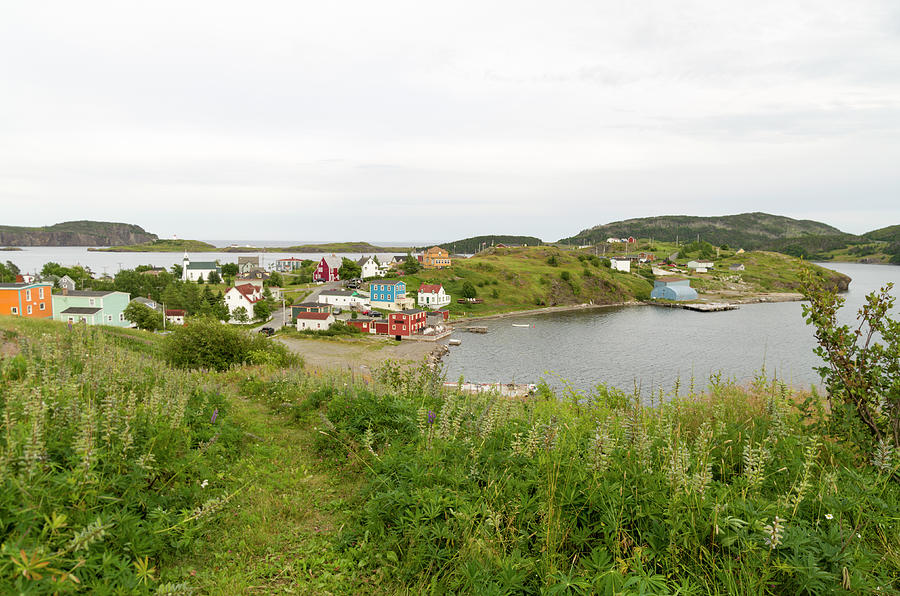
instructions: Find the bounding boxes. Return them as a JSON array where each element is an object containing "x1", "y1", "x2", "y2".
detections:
[{"x1": 63, "y1": 287, "x2": 68, "y2": 296}]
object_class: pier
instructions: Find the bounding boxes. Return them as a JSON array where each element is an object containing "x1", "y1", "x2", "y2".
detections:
[{"x1": 648, "y1": 301, "x2": 739, "y2": 312}]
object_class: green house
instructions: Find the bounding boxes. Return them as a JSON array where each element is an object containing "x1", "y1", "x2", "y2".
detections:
[{"x1": 52, "y1": 290, "x2": 132, "y2": 327}]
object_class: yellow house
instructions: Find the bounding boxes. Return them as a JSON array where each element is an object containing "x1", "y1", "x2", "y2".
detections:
[{"x1": 423, "y1": 246, "x2": 451, "y2": 269}]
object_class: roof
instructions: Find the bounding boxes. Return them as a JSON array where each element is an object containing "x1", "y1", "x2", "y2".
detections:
[
  {"x1": 0, "y1": 281, "x2": 52, "y2": 289},
  {"x1": 276, "y1": 257, "x2": 305, "y2": 262},
  {"x1": 131, "y1": 297, "x2": 157, "y2": 306},
  {"x1": 237, "y1": 270, "x2": 269, "y2": 280},
  {"x1": 425, "y1": 246, "x2": 447, "y2": 254},
  {"x1": 165, "y1": 309, "x2": 186, "y2": 316},
  {"x1": 292, "y1": 301, "x2": 326, "y2": 308},
  {"x1": 237, "y1": 256, "x2": 259, "y2": 264},
  {"x1": 373, "y1": 280, "x2": 403, "y2": 286},
  {"x1": 419, "y1": 283, "x2": 443, "y2": 293},
  {"x1": 350, "y1": 317, "x2": 374, "y2": 323},
  {"x1": 320, "y1": 254, "x2": 342, "y2": 269},
  {"x1": 665, "y1": 286, "x2": 698, "y2": 300},
  {"x1": 228, "y1": 284, "x2": 261, "y2": 303},
  {"x1": 61, "y1": 306, "x2": 102, "y2": 315},
  {"x1": 356, "y1": 255, "x2": 373, "y2": 266},
  {"x1": 61, "y1": 290, "x2": 116, "y2": 297},
  {"x1": 186, "y1": 261, "x2": 220, "y2": 270},
  {"x1": 319, "y1": 289, "x2": 355, "y2": 297},
  {"x1": 396, "y1": 309, "x2": 424, "y2": 315},
  {"x1": 295, "y1": 312, "x2": 333, "y2": 320}
]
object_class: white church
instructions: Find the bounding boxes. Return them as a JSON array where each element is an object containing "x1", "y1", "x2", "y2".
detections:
[{"x1": 181, "y1": 252, "x2": 222, "y2": 282}]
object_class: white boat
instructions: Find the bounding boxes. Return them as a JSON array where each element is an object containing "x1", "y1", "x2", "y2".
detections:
[
  {"x1": 448, "y1": 339, "x2": 462, "y2": 346},
  {"x1": 512, "y1": 323, "x2": 532, "y2": 328}
]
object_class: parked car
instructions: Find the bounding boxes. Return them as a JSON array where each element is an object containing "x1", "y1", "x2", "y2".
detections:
[
  {"x1": 258, "y1": 327, "x2": 275, "y2": 336},
  {"x1": 370, "y1": 311, "x2": 383, "y2": 318},
  {"x1": 333, "y1": 307, "x2": 342, "y2": 314}
]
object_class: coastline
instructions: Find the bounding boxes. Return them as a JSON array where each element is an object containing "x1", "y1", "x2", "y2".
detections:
[{"x1": 448, "y1": 300, "x2": 642, "y2": 325}]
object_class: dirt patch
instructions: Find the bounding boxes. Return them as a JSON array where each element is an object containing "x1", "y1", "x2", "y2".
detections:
[
  {"x1": 275, "y1": 336, "x2": 436, "y2": 374},
  {"x1": 0, "y1": 340, "x2": 19, "y2": 358}
]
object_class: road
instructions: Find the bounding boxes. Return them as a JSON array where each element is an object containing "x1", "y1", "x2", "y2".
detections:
[{"x1": 252, "y1": 281, "x2": 342, "y2": 332}]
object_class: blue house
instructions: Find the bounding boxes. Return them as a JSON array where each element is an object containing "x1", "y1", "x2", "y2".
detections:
[
  {"x1": 650, "y1": 277, "x2": 698, "y2": 301},
  {"x1": 52, "y1": 290, "x2": 133, "y2": 327},
  {"x1": 369, "y1": 280, "x2": 414, "y2": 311}
]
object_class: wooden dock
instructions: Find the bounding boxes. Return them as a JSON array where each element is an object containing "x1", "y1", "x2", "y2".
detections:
[{"x1": 649, "y1": 301, "x2": 738, "y2": 312}]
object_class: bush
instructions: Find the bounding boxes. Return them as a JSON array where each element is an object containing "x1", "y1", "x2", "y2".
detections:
[{"x1": 163, "y1": 317, "x2": 295, "y2": 370}]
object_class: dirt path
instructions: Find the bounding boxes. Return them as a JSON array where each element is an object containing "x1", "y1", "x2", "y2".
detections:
[{"x1": 275, "y1": 335, "x2": 435, "y2": 373}]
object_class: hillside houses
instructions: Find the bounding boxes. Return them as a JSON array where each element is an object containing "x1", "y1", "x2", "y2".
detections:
[
  {"x1": 0, "y1": 281, "x2": 53, "y2": 319},
  {"x1": 237, "y1": 256, "x2": 260, "y2": 274},
  {"x1": 53, "y1": 290, "x2": 131, "y2": 327}
]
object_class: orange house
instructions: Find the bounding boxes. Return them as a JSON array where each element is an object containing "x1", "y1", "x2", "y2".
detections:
[
  {"x1": 0, "y1": 282, "x2": 54, "y2": 318},
  {"x1": 422, "y1": 246, "x2": 451, "y2": 269}
]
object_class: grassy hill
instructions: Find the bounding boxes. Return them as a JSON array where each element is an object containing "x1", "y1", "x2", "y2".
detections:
[
  {"x1": 436, "y1": 235, "x2": 543, "y2": 254},
  {"x1": 91, "y1": 238, "x2": 217, "y2": 252},
  {"x1": 0, "y1": 220, "x2": 157, "y2": 246},
  {"x1": 218, "y1": 242, "x2": 411, "y2": 253},
  {"x1": 560, "y1": 212, "x2": 845, "y2": 250}
]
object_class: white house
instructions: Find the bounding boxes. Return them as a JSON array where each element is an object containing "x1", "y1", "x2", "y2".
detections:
[
  {"x1": 295, "y1": 311, "x2": 335, "y2": 331},
  {"x1": 165, "y1": 309, "x2": 186, "y2": 326},
  {"x1": 58, "y1": 275, "x2": 76, "y2": 292},
  {"x1": 417, "y1": 283, "x2": 451, "y2": 309},
  {"x1": 316, "y1": 289, "x2": 369, "y2": 309},
  {"x1": 182, "y1": 252, "x2": 222, "y2": 282},
  {"x1": 224, "y1": 283, "x2": 263, "y2": 321},
  {"x1": 687, "y1": 260, "x2": 714, "y2": 273},
  {"x1": 609, "y1": 258, "x2": 631, "y2": 273},
  {"x1": 356, "y1": 256, "x2": 385, "y2": 280}
]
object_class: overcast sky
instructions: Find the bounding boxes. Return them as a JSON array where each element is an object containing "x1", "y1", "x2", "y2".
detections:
[{"x1": 2, "y1": 1, "x2": 899, "y2": 243}]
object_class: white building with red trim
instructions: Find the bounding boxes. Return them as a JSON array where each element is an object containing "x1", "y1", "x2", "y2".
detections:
[
  {"x1": 295, "y1": 311, "x2": 335, "y2": 331},
  {"x1": 417, "y1": 283, "x2": 451, "y2": 309},
  {"x1": 224, "y1": 283, "x2": 263, "y2": 321}
]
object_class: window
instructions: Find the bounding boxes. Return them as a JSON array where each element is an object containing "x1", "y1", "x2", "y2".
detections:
[
  {"x1": 25, "y1": 289, "x2": 31, "y2": 301},
  {"x1": 38, "y1": 287, "x2": 44, "y2": 299},
  {"x1": 27, "y1": 305, "x2": 32, "y2": 314},
  {"x1": 39, "y1": 303, "x2": 45, "y2": 310},
  {"x1": 11, "y1": 307, "x2": 17, "y2": 315},
  {"x1": 89, "y1": 298, "x2": 95, "y2": 306},
  {"x1": 107, "y1": 315, "x2": 112, "y2": 322},
  {"x1": 119, "y1": 313, "x2": 125, "y2": 321}
]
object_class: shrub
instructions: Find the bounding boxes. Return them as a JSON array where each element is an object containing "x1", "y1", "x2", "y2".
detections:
[{"x1": 163, "y1": 317, "x2": 295, "y2": 370}]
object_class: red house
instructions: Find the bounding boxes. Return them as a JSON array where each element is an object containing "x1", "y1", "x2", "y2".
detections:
[
  {"x1": 347, "y1": 317, "x2": 375, "y2": 334},
  {"x1": 387, "y1": 309, "x2": 427, "y2": 339},
  {"x1": 628, "y1": 236, "x2": 636, "y2": 243},
  {"x1": 314, "y1": 255, "x2": 342, "y2": 282}
]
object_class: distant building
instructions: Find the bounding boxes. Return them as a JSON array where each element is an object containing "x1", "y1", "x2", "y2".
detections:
[
  {"x1": 237, "y1": 256, "x2": 260, "y2": 274},
  {"x1": 224, "y1": 283, "x2": 263, "y2": 320},
  {"x1": 182, "y1": 253, "x2": 221, "y2": 282},
  {"x1": 417, "y1": 283, "x2": 451, "y2": 309},
  {"x1": 609, "y1": 258, "x2": 631, "y2": 273},
  {"x1": 57, "y1": 275, "x2": 76, "y2": 292},
  {"x1": 422, "y1": 246, "x2": 451, "y2": 269},
  {"x1": 729, "y1": 264, "x2": 745, "y2": 271},
  {"x1": 387, "y1": 309, "x2": 427, "y2": 338},
  {"x1": 316, "y1": 289, "x2": 369, "y2": 309},
  {"x1": 131, "y1": 296, "x2": 162, "y2": 311},
  {"x1": 347, "y1": 317, "x2": 376, "y2": 334},
  {"x1": 650, "y1": 277, "x2": 698, "y2": 301},
  {"x1": 274, "y1": 257, "x2": 305, "y2": 272},
  {"x1": 52, "y1": 290, "x2": 131, "y2": 326},
  {"x1": 686, "y1": 260, "x2": 714, "y2": 273},
  {"x1": 0, "y1": 282, "x2": 53, "y2": 318},
  {"x1": 369, "y1": 280, "x2": 414, "y2": 311},
  {"x1": 295, "y1": 311, "x2": 335, "y2": 331},
  {"x1": 314, "y1": 255, "x2": 342, "y2": 282},
  {"x1": 165, "y1": 309, "x2": 186, "y2": 326},
  {"x1": 356, "y1": 255, "x2": 385, "y2": 279},
  {"x1": 291, "y1": 301, "x2": 332, "y2": 319}
]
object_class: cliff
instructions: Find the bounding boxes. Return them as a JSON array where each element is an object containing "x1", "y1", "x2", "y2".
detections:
[{"x1": 0, "y1": 221, "x2": 157, "y2": 247}]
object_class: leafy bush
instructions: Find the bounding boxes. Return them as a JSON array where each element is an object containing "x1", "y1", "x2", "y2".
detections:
[{"x1": 163, "y1": 317, "x2": 295, "y2": 371}]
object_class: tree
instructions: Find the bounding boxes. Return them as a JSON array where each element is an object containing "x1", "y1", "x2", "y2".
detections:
[
  {"x1": 0, "y1": 262, "x2": 17, "y2": 283},
  {"x1": 339, "y1": 258, "x2": 362, "y2": 280},
  {"x1": 220, "y1": 263, "x2": 238, "y2": 277},
  {"x1": 265, "y1": 271, "x2": 283, "y2": 288},
  {"x1": 402, "y1": 252, "x2": 421, "y2": 275},
  {"x1": 802, "y1": 274, "x2": 900, "y2": 448},
  {"x1": 162, "y1": 317, "x2": 253, "y2": 370},
  {"x1": 123, "y1": 301, "x2": 164, "y2": 331},
  {"x1": 253, "y1": 300, "x2": 272, "y2": 321},
  {"x1": 231, "y1": 306, "x2": 249, "y2": 323},
  {"x1": 197, "y1": 273, "x2": 205, "y2": 284},
  {"x1": 161, "y1": 283, "x2": 183, "y2": 310},
  {"x1": 170, "y1": 264, "x2": 183, "y2": 278},
  {"x1": 207, "y1": 270, "x2": 221, "y2": 284},
  {"x1": 462, "y1": 281, "x2": 477, "y2": 299}
]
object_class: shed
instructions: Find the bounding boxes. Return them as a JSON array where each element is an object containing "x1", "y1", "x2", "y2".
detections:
[{"x1": 650, "y1": 277, "x2": 698, "y2": 301}]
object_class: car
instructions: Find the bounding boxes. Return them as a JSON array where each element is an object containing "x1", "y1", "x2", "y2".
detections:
[
  {"x1": 370, "y1": 311, "x2": 383, "y2": 318},
  {"x1": 333, "y1": 307, "x2": 342, "y2": 314},
  {"x1": 258, "y1": 327, "x2": 275, "y2": 336}
]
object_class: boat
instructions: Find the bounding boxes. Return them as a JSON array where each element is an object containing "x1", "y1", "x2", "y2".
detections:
[
  {"x1": 512, "y1": 323, "x2": 532, "y2": 328},
  {"x1": 448, "y1": 339, "x2": 461, "y2": 346}
]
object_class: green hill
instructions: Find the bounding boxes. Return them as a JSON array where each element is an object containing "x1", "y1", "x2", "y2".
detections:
[
  {"x1": 560, "y1": 212, "x2": 844, "y2": 250},
  {"x1": 436, "y1": 235, "x2": 543, "y2": 254},
  {"x1": 91, "y1": 238, "x2": 217, "y2": 252},
  {"x1": 0, "y1": 220, "x2": 157, "y2": 246}
]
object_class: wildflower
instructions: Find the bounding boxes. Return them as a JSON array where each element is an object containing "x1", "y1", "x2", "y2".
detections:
[
  {"x1": 210, "y1": 408, "x2": 218, "y2": 424},
  {"x1": 427, "y1": 410, "x2": 436, "y2": 425},
  {"x1": 200, "y1": 479, "x2": 208, "y2": 489},
  {"x1": 762, "y1": 516, "x2": 785, "y2": 549},
  {"x1": 825, "y1": 513, "x2": 833, "y2": 520}
]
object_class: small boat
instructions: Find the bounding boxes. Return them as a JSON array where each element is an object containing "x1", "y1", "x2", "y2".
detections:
[
  {"x1": 512, "y1": 324, "x2": 532, "y2": 328},
  {"x1": 448, "y1": 339, "x2": 462, "y2": 346}
]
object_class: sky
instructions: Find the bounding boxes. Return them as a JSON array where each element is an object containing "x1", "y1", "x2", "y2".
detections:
[{"x1": 1, "y1": 1, "x2": 899, "y2": 243}]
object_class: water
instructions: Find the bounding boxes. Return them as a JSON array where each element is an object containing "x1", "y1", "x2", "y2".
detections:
[
  {"x1": 441, "y1": 263, "x2": 900, "y2": 394},
  {"x1": 2, "y1": 246, "x2": 407, "y2": 276}
]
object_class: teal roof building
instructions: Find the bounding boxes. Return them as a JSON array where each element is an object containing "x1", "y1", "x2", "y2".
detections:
[{"x1": 650, "y1": 277, "x2": 698, "y2": 301}]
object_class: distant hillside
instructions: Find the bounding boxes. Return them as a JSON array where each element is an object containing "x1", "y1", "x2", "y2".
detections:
[
  {"x1": 0, "y1": 220, "x2": 157, "y2": 247},
  {"x1": 90, "y1": 239, "x2": 217, "y2": 252},
  {"x1": 863, "y1": 225, "x2": 900, "y2": 243},
  {"x1": 560, "y1": 213, "x2": 843, "y2": 250},
  {"x1": 437, "y1": 235, "x2": 543, "y2": 254},
  {"x1": 219, "y1": 242, "x2": 411, "y2": 253}
]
